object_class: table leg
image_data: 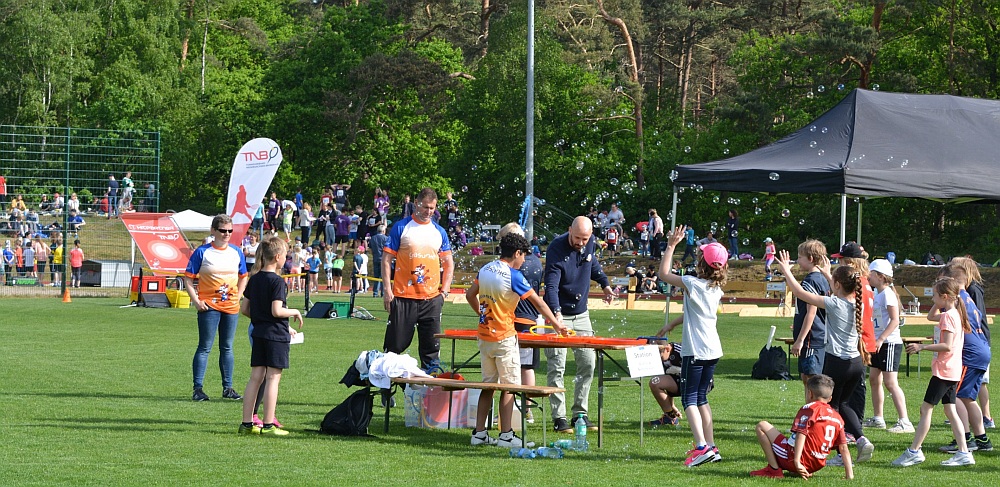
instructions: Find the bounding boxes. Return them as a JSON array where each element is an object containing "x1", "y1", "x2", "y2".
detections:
[
  {"x1": 906, "y1": 352, "x2": 911, "y2": 378},
  {"x1": 520, "y1": 392, "x2": 528, "y2": 445},
  {"x1": 597, "y1": 351, "x2": 605, "y2": 448},
  {"x1": 383, "y1": 387, "x2": 392, "y2": 434}
]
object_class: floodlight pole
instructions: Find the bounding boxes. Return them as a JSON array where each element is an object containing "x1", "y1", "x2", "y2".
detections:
[
  {"x1": 524, "y1": 0, "x2": 535, "y2": 242},
  {"x1": 856, "y1": 200, "x2": 863, "y2": 245}
]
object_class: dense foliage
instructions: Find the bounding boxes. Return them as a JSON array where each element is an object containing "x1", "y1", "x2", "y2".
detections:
[{"x1": 2, "y1": 0, "x2": 998, "y2": 261}]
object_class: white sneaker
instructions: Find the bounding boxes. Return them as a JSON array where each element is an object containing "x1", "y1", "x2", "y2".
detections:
[
  {"x1": 862, "y1": 417, "x2": 886, "y2": 429},
  {"x1": 887, "y1": 420, "x2": 915, "y2": 434},
  {"x1": 891, "y1": 449, "x2": 925, "y2": 467},
  {"x1": 826, "y1": 453, "x2": 844, "y2": 466},
  {"x1": 471, "y1": 429, "x2": 497, "y2": 446},
  {"x1": 856, "y1": 436, "x2": 875, "y2": 463},
  {"x1": 941, "y1": 451, "x2": 975, "y2": 467},
  {"x1": 497, "y1": 430, "x2": 523, "y2": 448}
]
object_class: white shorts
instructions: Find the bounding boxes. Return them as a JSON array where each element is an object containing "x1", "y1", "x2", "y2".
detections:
[{"x1": 478, "y1": 335, "x2": 521, "y2": 385}]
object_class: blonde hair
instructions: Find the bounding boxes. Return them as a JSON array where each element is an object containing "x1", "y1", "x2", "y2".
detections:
[
  {"x1": 251, "y1": 237, "x2": 287, "y2": 276},
  {"x1": 497, "y1": 222, "x2": 524, "y2": 240},
  {"x1": 950, "y1": 257, "x2": 982, "y2": 286},
  {"x1": 841, "y1": 257, "x2": 870, "y2": 277},
  {"x1": 797, "y1": 239, "x2": 827, "y2": 265}
]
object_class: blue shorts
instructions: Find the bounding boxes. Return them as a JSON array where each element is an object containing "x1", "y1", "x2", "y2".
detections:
[
  {"x1": 798, "y1": 348, "x2": 825, "y2": 376},
  {"x1": 680, "y1": 356, "x2": 718, "y2": 408},
  {"x1": 957, "y1": 367, "x2": 987, "y2": 400},
  {"x1": 349, "y1": 231, "x2": 357, "y2": 240}
]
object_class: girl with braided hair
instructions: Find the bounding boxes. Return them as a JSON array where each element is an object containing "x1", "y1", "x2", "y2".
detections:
[{"x1": 776, "y1": 251, "x2": 874, "y2": 468}]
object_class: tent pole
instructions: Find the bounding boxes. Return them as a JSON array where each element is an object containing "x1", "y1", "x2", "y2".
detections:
[
  {"x1": 670, "y1": 187, "x2": 678, "y2": 230},
  {"x1": 857, "y1": 200, "x2": 862, "y2": 245},
  {"x1": 840, "y1": 194, "x2": 847, "y2": 247}
]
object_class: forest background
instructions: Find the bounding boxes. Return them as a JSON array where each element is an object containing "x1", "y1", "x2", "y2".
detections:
[{"x1": 2, "y1": 0, "x2": 999, "y2": 262}]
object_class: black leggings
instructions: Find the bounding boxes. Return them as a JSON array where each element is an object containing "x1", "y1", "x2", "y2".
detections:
[{"x1": 823, "y1": 353, "x2": 864, "y2": 438}]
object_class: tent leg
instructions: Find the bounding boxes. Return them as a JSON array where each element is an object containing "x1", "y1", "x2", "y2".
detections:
[
  {"x1": 857, "y1": 200, "x2": 863, "y2": 245},
  {"x1": 670, "y1": 187, "x2": 678, "y2": 230},
  {"x1": 840, "y1": 194, "x2": 847, "y2": 248}
]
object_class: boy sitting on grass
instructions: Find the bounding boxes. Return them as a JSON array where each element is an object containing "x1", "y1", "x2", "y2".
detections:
[
  {"x1": 751, "y1": 374, "x2": 854, "y2": 479},
  {"x1": 465, "y1": 233, "x2": 565, "y2": 447}
]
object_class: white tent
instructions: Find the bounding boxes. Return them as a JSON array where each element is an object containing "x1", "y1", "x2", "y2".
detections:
[{"x1": 170, "y1": 210, "x2": 213, "y2": 232}]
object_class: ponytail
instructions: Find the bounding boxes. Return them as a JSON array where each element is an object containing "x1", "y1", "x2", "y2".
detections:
[
  {"x1": 853, "y1": 272, "x2": 870, "y2": 366},
  {"x1": 955, "y1": 295, "x2": 972, "y2": 333}
]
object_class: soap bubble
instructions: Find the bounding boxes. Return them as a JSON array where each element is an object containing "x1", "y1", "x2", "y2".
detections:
[
  {"x1": 853, "y1": 197, "x2": 860, "y2": 203},
  {"x1": 817, "y1": 149, "x2": 825, "y2": 156},
  {"x1": 798, "y1": 219, "x2": 806, "y2": 225},
  {"x1": 809, "y1": 125, "x2": 817, "y2": 132},
  {"x1": 732, "y1": 230, "x2": 739, "y2": 237},
  {"x1": 610, "y1": 178, "x2": 619, "y2": 186},
  {"x1": 461, "y1": 185, "x2": 468, "y2": 192},
  {"x1": 806, "y1": 91, "x2": 815, "y2": 99},
  {"x1": 809, "y1": 141, "x2": 817, "y2": 148},
  {"x1": 598, "y1": 147, "x2": 605, "y2": 154},
  {"x1": 669, "y1": 170, "x2": 678, "y2": 181},
  {"x1": 752, "y1": 197, "x2": 759, "y2": 204},
  {"x1": 821, "y1": 127, "x2": 828, "y2": 134},
  {"x1": 471, "y1": 165, "x2": 477, "y2": 171},
  {"x1": 545, "y1": 211, "x2": 552, "y2": 218},
  {"x1": 742, "y1": 238, "x2": 750, "y2": 246},
  {"x1": 695, "y1": 185, "x2": 704, "y2": 193},
  {"x1": 656, "y1": 141, "x2": 662, "y2": 146},
  {"x1": 723, "y1": 148, "x2": 730, "y2": 155},
  {"x1": 684, "y1": 146, "x2": 692, "y2": 153},
  {"x1": 754, "y1": 207, "x2": 762, "y2": 215},
  {"x1": 576, "y1": 161, "x2": 585, "y2": 170},
  {"x1": 584, "y1": 176, "x2": 590, "y2": 183},
  {"x1": 723, "y1": 139, "x2": 729, "y2": 145},
  {"x1": 686, "y1": 122, "x2": 694, "y2": 128},
  {"x1": 900, "y1": 159, "x2": 909, "y2": 168},
  {"x1": 769, "y1": 172, "x2": 780, "y2": 181},
  {"x1": 837, "y1": 83, "x2": 845, "y2": 90},
  {"x1": 712, "y1": 196, "x2": 720, "y2": 204},
  {"x1": 575, "y1": 293, "x2": 582, "y2": 300},
  {"x1": 499, "y1": 184, "x2": 505, "y2": 189},
  {"x1": 781, "y1": 209, "x2": 790, "y2": 218},
  {"x1": 679, "y1": 187, "x2": 686, "y2": 193},
  {"x1": 872, "y1": 83, "x2": 880, "y2": 91},
  {"x1": 817, "y1": 85, "x2": 826, "y2": 93},
  {"x1": 734, "y1": 198, "x2": 741, "y2": 205}
]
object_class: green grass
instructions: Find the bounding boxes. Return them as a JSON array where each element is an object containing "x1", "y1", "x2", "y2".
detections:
[{"x1": 2, "y1": 296, "x2": 998, "y2": 486}]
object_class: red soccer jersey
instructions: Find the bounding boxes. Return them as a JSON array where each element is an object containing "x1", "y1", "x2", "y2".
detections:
[{"x1": 789, "y1": 401, "x2": 847, "y2": 472}]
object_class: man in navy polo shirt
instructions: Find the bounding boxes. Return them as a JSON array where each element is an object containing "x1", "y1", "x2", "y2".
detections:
[{"x1": 543, "y1": 216, "x2": 616, "y2": 433}]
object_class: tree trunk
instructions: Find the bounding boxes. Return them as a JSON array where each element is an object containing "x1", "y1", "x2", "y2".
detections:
[
  {"x1": 478, "y1": 0, "x2": 493, "y2": 59},
  {"x1": 596, "y1": 0, "x2": 644, "y2": 187},
  {"x1": 180, "y1": 0, "x2": 195, "y2": 71}
]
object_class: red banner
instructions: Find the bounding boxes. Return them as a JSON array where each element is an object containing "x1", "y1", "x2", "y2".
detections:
[{"x1": 121, "y1": 212, "x2": 193, "y2": 273}]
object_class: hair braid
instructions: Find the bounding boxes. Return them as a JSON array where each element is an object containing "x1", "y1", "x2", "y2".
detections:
[{"x1": 853, "y1": 272, "x2": 870, "y2": 365}]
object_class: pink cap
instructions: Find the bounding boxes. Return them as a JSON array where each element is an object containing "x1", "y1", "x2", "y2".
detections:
[{"x1": 699, "y1": 242, "x2": 729, "y2": 269}]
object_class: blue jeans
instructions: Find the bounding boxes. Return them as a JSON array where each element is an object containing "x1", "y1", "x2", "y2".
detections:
[
  {"x1": 193, "y1": 308, "x2": 238, "y2": 390},
  {"x1": 728, "y1": 237, "x2": 739, "y2": 257}
]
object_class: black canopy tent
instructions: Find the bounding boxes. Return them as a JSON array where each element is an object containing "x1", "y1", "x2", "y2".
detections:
[{"x1": 670, "y1": 89, "x2": 1000, "y2": 245}]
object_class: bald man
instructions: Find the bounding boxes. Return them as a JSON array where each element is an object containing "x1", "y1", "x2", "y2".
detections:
[{"x1": 543, "y1": 216, "x2": 617, "y2": 433}]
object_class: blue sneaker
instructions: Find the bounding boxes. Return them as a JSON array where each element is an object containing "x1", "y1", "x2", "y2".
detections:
[{"x1": 985, "y1": 417, "x2": 996, "y2": 429}]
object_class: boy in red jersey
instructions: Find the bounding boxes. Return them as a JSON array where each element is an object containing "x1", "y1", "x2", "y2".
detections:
[{"x1": 751, "y1": 374, "x2": 855, "y2": 479}]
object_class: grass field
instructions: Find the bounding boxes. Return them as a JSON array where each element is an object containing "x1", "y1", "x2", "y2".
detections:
[{"x1": 3, "y1": 296, "x2": 998, "y2": 486}]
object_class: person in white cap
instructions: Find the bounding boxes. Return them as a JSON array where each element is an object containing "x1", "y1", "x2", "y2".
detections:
[{"x1": 865, "y1": 259, "x2": 913, "y2": 433}]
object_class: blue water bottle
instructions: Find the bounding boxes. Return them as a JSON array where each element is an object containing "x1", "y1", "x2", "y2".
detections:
[{"x1": 573, "y1": 413, "x2": 589, "y2": 452}]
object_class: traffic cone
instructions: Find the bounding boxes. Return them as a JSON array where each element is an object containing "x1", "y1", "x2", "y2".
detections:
[{"x1": 62, "y1": 288, "x2": 72, "y2": 303}]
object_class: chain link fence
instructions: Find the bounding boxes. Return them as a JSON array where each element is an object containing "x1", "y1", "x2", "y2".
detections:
[{"x1": 1, "y1": 125, "x2": 160, "y2": 297}]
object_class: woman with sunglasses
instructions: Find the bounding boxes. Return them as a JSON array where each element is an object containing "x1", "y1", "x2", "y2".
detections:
[{"x1": 184, "y1": 214, "x2": 249, "y2": 402}]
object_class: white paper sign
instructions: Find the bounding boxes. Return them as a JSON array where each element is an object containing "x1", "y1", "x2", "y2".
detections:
[
  {"x1": 625, "y1": 345, "x2": 665, "y2": 378},
  {"x1": 290, "y1": 331, "x2": 304, "y2": 345}
]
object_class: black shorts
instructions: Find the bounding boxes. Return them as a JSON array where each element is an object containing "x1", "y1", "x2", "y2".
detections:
[
  {"x1": 335, "y1": 235, "x2": 349, "y2": 244},
  {"x1": 514, "y1": 321, "x2": 540, "y2": 370},
  {"x1": 871, "y1": 342, "x2": 903, "y2": 373},
  {"x1": 250, "y1": 337, "x2": 290, "y2": 369},
  {"x1": 923, "y1": 375, "x2": 958, "y2": 405},
  {"x1": 332, "y1": 269, "x2": 343, "y2": 277}
]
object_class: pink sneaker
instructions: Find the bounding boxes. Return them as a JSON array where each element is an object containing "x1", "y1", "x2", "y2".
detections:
[
  {"x1": 272, "y1": 417, "x2": 283, "y2": 428},
  {"x1": 252, "y1": 414, "x2": 264, "y2": 428}
]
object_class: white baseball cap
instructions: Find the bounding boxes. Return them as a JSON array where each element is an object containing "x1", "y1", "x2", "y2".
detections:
[{"x1": 869, "y1": 259, "x2": 893, "y2": 278}]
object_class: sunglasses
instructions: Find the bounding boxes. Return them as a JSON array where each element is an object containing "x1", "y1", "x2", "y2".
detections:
[{"x1": 215, "y1": 228, "x2": 234, "y2": 234}]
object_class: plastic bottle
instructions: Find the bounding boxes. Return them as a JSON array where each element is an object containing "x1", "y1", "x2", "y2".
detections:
[
  {"x1": 574, "y1": 412, "x2": 589, "y2": 452},
  {"x1": 535, "y1": 447, "x2": 565, "y2": 459},
  {"x1": 549, "y1": 439, "x2": 574, "y2": 449},
  {"x1": 509, "y1": 447, "x2": 535, "y2": 459}
]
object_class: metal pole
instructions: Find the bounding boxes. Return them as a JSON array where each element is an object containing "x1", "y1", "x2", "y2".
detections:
[
  {"x1": 62, "y1": 127, "x2": 70, "y2": 296},
  {"x1": 670, "y1": 187, "x2": 678, "y2": 229},
  {"x1": 840, "y1": 194, "x2": 847, "y2": 248},
  {"x1": 856, "y1": 200, "x2": 862, "y2": 245},
  {"x1": 525, "y1": 0, "x2": 535, "y2": 242}
]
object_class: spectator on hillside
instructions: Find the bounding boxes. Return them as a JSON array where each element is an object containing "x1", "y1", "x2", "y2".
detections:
[
  {"x1": 107, "y1": 175, "x2": 119, "y2": 219},
  {"x1": 401, "y1": 194, "x2": 415, "y2": 219}
]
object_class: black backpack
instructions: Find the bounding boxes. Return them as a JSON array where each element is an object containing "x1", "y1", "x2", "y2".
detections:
[
  {"x1": 320, "y1": 388, "x2": 375, "y2": 436},
  {"x1": 751, "y1": 346, "x2": 792, "y2": 380}
]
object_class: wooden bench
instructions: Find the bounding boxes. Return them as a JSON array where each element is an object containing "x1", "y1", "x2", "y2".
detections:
[{"x1": 384, "y1": 376, "x2": 564, "y2": 443}]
